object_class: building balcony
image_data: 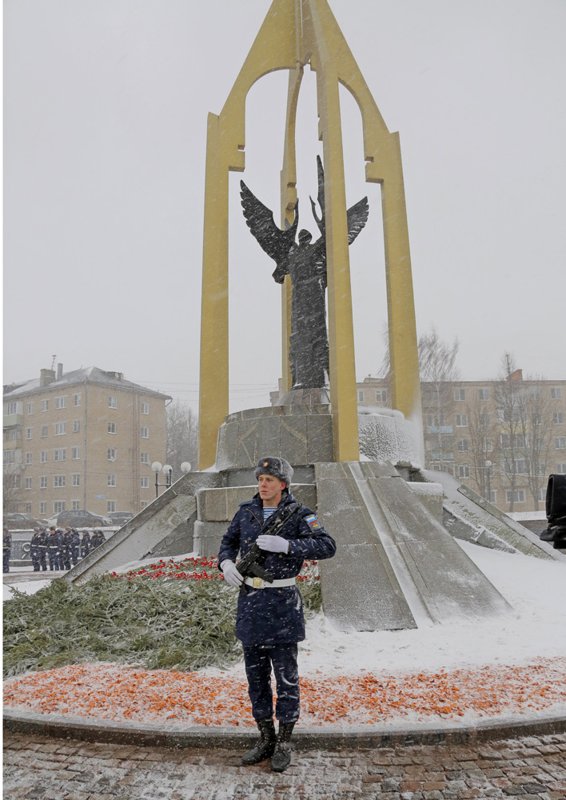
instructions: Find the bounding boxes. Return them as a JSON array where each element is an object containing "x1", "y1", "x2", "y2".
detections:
[{"x1": 3, "y1": 413, "x2": 23, "y2": 429}]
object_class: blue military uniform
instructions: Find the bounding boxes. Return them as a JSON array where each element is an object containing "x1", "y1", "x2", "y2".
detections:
[{"x1": 218, "y1": 488, "x2": 336, "y2": 725}]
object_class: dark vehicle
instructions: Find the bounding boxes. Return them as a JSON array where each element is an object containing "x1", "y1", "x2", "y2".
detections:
[
  {"x1": 108, "y1": 512, "x2": 134, "y2": 526},
  {"x1": 3, "y1": 513, "x2": 45, "y2": 530},
  {"x1": 49, "y1": 510, "x2": 112, "y2": 528}
]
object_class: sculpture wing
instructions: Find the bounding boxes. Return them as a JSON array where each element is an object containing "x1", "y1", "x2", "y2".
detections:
[
  {"x1": 347, "y1": 196, "x2": 369, "y2": 245},
  {"x1": 240, "y1": 180, "x2": 298, "y2": 264}
]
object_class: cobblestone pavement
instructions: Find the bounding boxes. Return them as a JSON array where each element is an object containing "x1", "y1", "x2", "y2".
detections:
[{"x1": 3, "y1": 731, "x2": 566, "y2": 800}]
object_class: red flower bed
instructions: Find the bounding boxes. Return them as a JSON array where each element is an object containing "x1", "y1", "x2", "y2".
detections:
[{"x1": 111, "y1": 556, "x2": 320, "y2": 583}]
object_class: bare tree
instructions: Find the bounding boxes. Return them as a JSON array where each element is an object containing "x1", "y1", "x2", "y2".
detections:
[
  {"x1": 494, "y1": 353, "x2": 523, "y2": 510},
  {"x1": 515, "y1": 379, "x2": 554, "y2": 509},
  {"x1": 466, "y1": 399, "x2": 497, "y2": 499},
  {"x1": 166, "y1": 401, "x2": 198, "y2": 476},
  {"x1": 419, "y1": 330, "x2": 459, "y2": 472}
]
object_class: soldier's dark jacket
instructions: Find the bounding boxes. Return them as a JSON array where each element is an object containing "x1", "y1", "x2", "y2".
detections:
[{"x1": 218, "y1": 491, "x2": 336, "y2": 647}]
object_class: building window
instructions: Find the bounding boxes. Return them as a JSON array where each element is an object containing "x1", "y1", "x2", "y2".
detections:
[
  {"x1": 357, "y1": 391, "x2": 364, "y2": 402},
  {"x1": 40, "y1": 451, "x2": 48, "y2": 463},
  {"x1": 557, "y1": 464, "x2": 566, "y2": 475},
  {"x1": 40, "y1": 399, "x2": 48, "y2": 412},
  {"x1": 514, "y1": 459, "x2": 528, "y2": 474},
  {"x1": 41, "y1": 425, "x2": 49, "y2": 438},
  {"x1": 72, "y1": 474, "x2": 80, "y2": 487},
  {"x1": 107, "y1": 422, "x2": 117, "y2": 434},
  {"x1": 6, "y1": 429, "x2": 18, "y2": 442},
  {"x1": 556, "y1": 438, "x2": 566, "y2": 450},
  {"x1": 140, "y1": 426, "x2": 149, "y2": 439},
  {"x1": 551, "y1": 387, "x2": 562, "y2": 399},
  {"x1": 55, "y1": 396, "x2": 66, "y2": 409},
  {"x1": 457, "y1": 439, "x2": 469, "y2": 452},
  {"x1": 25, "y1": 452, "x2": 33, "y2": 465},
  {"x1": 54, "y1": 501, "x2": 66, "y2": 513},
  {"x1": 454, "y1": 388, "x2": 466, "y2": 401},
  {"x1": 6, "y1": 401, "x2": 18, "y2": 414},
  {"x1": 457, "y1": 464, "x2": 470, "y2": 478},
  {"x1": 141, "y1": 402, "x2": 150, "y2": 415},
  {"x1": 54, "y1": 448, "x2": 66, "y2": 461},
  {"x1": 553, "y1": 413, "x2": 564, "y2": 424},
  {"x1": 455, "y1": 414, "x2": 468, "y2": 428},
  {"x1": 39, "y1": 502, "x2": 47, "y2": 515},
  {"x1": 483, "y1": 438, "x2": 494, "y2": 452},
  {"x1": 40, "y1": 476, "x2": 48, "y2": 489},
  {"x1": 141, "y1": 452, "x2": 149, "y2": 464},
  {"x1": 26, "y1": 427, "x2": 32, "y2": 440},
  {"x1": 140, "y1": 476, "x2": 149, "y2": 488},
  {"x1": 375, "y1": 390, "x2": 387, "y2": 404},
  {"x1": 3, "y1": 450, "x2": 16, "y2": 464},
  {"x1": 108, "y1": 396, "x2": 118, "y2": 409},
  {"x1": 478, "y1": 388, "x2": 489, "y2": 401},
  {"x1": 74, "y1": 393, "x2": 81, "y2": 406},
  {"x1": 54, "y1": 475, "x2": 66, "y2": 488},
  {"x1": 26, "y1": 402, "x2": 34, "y2": 415},
  {"x1": 71, "y1": 447, "x2": 80, "y2": 460},
  {"x1": 107, "y1": 501, "x2": 116, "y2": 513},
  {"x1": 24, "y1": 477, "x2": 32, "y2": 489},
  {"x1": 107, "y1": 448, "x2": 117, "y2": 461},
  {"x1": 54, "y1": 421, "x2": 66, "y2": 436},
  {"x1": 72, "y1": 420, "x2": 80, "y2": 433},
  {"x1": 107, "y1": 474, "x2": 117, "y2": 487},
  {"x1": 71, "y1": 500, "x2": 81, "y2": 510},
  {"x1": 506, "y1": 489, "x2": 526, "y2": 504}
]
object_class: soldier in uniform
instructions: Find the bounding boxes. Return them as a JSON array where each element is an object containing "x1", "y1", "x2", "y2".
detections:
[
  {"x1": 3, "y1": 527, "x2": 12, "y2": 573},
  {"x1": 218, "y1": 456, "x2": 336, "y2": 773},
  {"x1": 80, "y1": 530, "x2": 92, "y2": 558},
  {"x1": 47, "y1": 527, "x2": 61, "y2": 571},
  {"x1": 91, "y1": 530, "x2": 105, "y2": 549},
  {"x1": 60, "y1": 528, "x2": 73, "y2": 571},
  {"x1": 70, "y1": 528, "x2": 80, "y2": 565},
  {"x1": 37, "y1": 527, "x2": 48, "y2": 571},
  {"x1": 30, "y1": 528, "x2": 41, "y2": 571}
]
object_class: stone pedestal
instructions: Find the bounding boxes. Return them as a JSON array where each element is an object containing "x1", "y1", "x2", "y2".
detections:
[{"x1": 216, "y1": 405, "x2": 333, "y2": 471}]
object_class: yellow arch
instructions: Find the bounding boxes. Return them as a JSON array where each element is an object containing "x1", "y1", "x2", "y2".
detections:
[{"x1": 198, "y1": 0, "x2": 422, "y2": 468}]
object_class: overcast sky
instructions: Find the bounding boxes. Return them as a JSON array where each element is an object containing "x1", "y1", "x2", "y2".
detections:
[{"x1": 4, "y1": 0, "x2": 565, "y2": 412}]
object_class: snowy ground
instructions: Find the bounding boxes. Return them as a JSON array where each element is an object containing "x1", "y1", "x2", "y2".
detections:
[
  {"x1": 4, "y1": 540, "x2": 566, "y2": 730},
  {"x1": 5, "y1": 540, "x2": 566, "y2": 675}
]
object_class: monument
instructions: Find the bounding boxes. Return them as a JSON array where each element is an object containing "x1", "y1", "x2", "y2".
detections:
[
  {"x1": 240, "y1": 156, "x2": 369, "y2": 391},
  {"x1": 67, "y1": 0, "x2": 564, "y2": 629}
]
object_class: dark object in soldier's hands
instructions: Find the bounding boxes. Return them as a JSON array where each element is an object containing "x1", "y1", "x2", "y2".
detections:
[
  {"x1": 236, "y1": 501, "x2": 302, "y2": 588},
  {"x1": 236, "y1": 543, "x2": 274, "y2": 586}
]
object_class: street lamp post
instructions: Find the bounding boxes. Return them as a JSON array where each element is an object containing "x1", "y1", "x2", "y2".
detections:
[{"x1": 151, "y1": 461, "x2": 192, "y2": 498}]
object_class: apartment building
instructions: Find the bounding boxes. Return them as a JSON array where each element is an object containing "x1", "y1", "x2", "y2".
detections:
[
  {"x1": 357, "y1": 373, "x2": 566, "y2": 514},
  {"x1": 3, "y1": 365, "x2": 171, "y2": 519}
]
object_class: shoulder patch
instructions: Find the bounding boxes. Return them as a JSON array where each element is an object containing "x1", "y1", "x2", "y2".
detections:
[{"x1": 304, "y1": 513, "x2": 321, "y2": 531}]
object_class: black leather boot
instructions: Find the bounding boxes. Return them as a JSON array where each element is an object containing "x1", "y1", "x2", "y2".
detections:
[
  {"x1": 241, "y1": 718, "x2": 276, "y2": 765},
  {"x1": 270, "y1": 721, "x2": 295, "y2": 772}
]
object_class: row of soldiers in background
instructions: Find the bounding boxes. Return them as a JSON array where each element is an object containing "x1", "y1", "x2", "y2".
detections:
[
  {"x1": 30, "y1": 527, "x2": 107, "y2": 572},
  {"x1": 3, "y1": 527, "x2": 12, "y2": 573}
]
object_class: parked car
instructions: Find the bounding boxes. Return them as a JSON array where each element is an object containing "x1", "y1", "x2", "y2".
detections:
[
  {"x1": 3, "y1": 513, "x2": 46, "y2": 530},
  {"x1": 108, "y1": 511, "x2": 134, "y2": 526},
  {"x1": 47, "y1": 510, "x2": 112, "y2": 529}
]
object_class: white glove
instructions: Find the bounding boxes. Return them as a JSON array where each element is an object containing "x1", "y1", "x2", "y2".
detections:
[
  {"x1": 256, "y1": 534, "x2": 289, "y2": 554},
  {"x1": 221, "y1": 559, "x2": 243, "y2": 587}
]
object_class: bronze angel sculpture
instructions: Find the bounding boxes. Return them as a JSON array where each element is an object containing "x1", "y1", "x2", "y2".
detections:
[{"x1": 240, "y1": 156, "x2": 369, "y2": 390}]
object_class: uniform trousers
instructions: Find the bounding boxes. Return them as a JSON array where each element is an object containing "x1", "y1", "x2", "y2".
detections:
[{"x1": 243, "y1": 643, "x2": 300, "y2": 724}]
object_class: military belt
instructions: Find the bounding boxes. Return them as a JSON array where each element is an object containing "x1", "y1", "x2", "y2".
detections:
[{"x1": 244, "y1": 577, "x2": 296, "y2": 590}]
